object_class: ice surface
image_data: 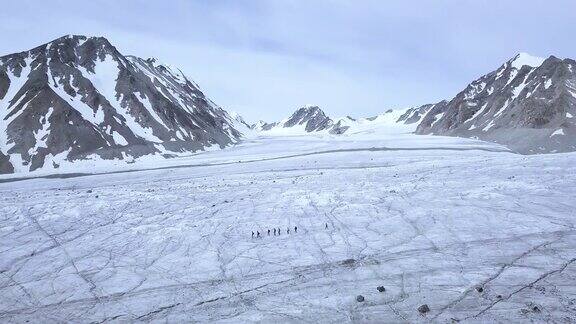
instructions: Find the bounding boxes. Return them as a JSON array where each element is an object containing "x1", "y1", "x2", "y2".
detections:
[{"x1": 0, "y1": 130, "x2": 575, "y2": 323}]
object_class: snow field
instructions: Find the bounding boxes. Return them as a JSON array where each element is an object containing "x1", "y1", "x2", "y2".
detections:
[{"x1": 0, "y1": 134, "x2": 575, "y2": 322}]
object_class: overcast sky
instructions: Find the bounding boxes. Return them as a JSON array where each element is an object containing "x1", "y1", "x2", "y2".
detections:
[{"x1": 1, "y1": 0, "x2": 575, "y2": 122}]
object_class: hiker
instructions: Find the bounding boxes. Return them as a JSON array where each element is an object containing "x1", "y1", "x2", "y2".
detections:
[
  {"x1": 325, "y1": 223, "x2": 328, "y2": 229},
  {"x1": 287, "y1": 227, "x2": 290, "y2": 234},
  {"x1": 257, "y1": 231, "x2": 261, "y2": 238},
  {"x1": 268, "y1": 229, "x2": 271, "y2": 236},
  {"x1": 294, "y1": 226, "x2": 297, "y2": 233},
  {"x1": 278, "y1": 227, "x2": 281, "y2": 235},
  {"x1": 273, "y1": 228, "x2": 277, "y2": 235},
  {"x1": 252, "y1": 231, "x2": 255, "y2": 238}
]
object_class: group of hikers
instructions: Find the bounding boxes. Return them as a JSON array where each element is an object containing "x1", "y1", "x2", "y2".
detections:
[
  {"x1": 252, "y1": 226, "x2": 297, "y2": 238},
  {"x1": 251, "y1": 223, "x2": 329, "y2": 238}
]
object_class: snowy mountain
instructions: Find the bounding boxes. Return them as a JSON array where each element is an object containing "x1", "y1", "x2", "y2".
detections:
[
  {"x1": 282, "y1": 105, "x2": 334, "y2": 132},
  {"x1": 0, "y1": 35, "x2": 245, "y2": 174},
  {"x1": 252, "y1": 105, "x2": 336, "y2": 135},
  {"x1": 415, "y1": 53, "x2": 576, "y2": 154},
  {"x1": 254, "y1": 105, "x2": 419, "y2": 136},
  {"x1": 250, "y1": 120, "x2": 278, "y2": 132}
]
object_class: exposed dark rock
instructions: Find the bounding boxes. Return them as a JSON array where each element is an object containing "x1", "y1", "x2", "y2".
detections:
[
  {"x1": 341, "y1": 258, "x2": 356, "y2": 266},
  {"x1": 418, "y1": 304, "x2": 430, "y2": 314},
  {"x1": 0, "y1": 152, "x2": 14, "y2": 174}
]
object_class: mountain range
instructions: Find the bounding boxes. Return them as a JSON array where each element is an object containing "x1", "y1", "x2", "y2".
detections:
[
  {"x1": 250, "y1": 105, "x2": 354, "y2": 135},
  {"x1": 257, "y1": 53, "x2": 575, "y2": 154},
  {"x1": 1, "y1": 35, "x2": 574, "y2": 174}
]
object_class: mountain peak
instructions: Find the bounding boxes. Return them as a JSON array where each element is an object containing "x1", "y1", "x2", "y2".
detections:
[
  {"x1": 510, "y1": 52, "x2": 546, "y2": 69},
  {"x1": 45, "y1": 34, "x2": 110, "y2": 45},
  {"x1": 0, "y1": 35, "x2": 244, "y2": 174},
  {"x1": 298, "y1": 104, "x2": 321, "y2": 112}
]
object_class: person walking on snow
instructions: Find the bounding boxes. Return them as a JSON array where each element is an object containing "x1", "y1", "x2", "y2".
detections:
[
  {"x1": 273, "y1": 228, "x2": 277, "y2": 235},
  {"x1": 287, "y1": 227, "x2": 290, "y2": 234},
  {"x1": 278, "y1": 227, "x2": 281, "y2": 235},
  {"x1": 267, "y1": 229, "x2": 271, "y2": 236},
  {"x1": 257, "y1": 231, "x2": 261, "y2": 238},
  {"x1": 252, "y1": 231, "x2": 255, "y2": 238},
  {"x1": 294, "y1": 226, "x2": 298, "y2": 233},
  {"x1": 325, "y1": 223, "x2": 328, "y2": 229}
]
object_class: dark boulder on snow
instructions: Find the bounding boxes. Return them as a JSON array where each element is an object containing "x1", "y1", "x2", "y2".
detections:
[{"x1": 418, "y1": 304, "x2": 430, "y2": 314}]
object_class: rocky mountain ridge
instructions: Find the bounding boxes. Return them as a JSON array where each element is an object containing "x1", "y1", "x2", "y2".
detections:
[{"x1": 416, "y1": 53, "x2": 576, "y2": 154}]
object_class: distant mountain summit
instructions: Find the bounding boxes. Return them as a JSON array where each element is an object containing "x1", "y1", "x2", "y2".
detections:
[
  {"x1": 253, "y1": 105, "x2": 417, "y2": 135},
  {"x1": 415, "y1": 53, "x2": 576, "y2": 154},
  {"x1": 282, "y1": 105, "x2": 334, "y2": 132},
  {"x1": 250, "y1": 120, "x2": 277, "y2": 132},
  {"x1": 0, "y1": 35, "x2": 246, "y2": 173},
  {"x1": 251, "y1": 105, "x2": 342, "y2": 134}
]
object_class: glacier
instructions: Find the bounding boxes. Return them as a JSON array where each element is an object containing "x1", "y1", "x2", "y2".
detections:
[{"x1": 0, "y1": 127, "x2": 575, "y2": 323}]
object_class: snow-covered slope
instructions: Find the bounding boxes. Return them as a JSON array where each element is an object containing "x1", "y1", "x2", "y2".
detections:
[
  {"x1": 0, "y1": 35, "x2": 245, "y2": 174},
  {"x1": 416, "y1": 53, "x2": 576, "y2": 154}
]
